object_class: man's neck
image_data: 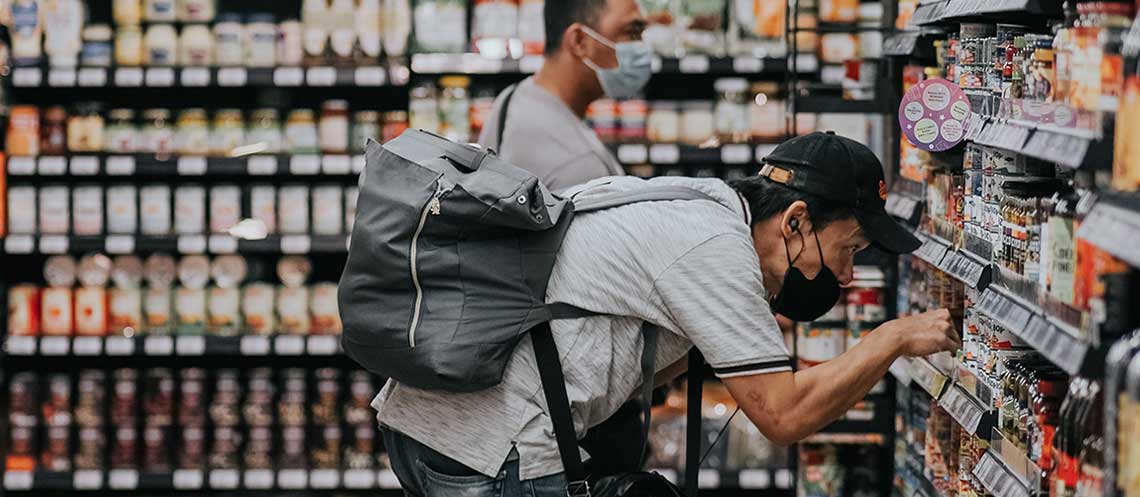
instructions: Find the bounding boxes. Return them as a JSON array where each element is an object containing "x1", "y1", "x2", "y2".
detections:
[{"x1": 533, "y1": 57, "x2": 597, "y2": 119}]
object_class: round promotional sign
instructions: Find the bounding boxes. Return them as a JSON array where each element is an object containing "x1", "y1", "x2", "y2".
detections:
[{"x1": 898, "y1": 77, "x2": 972, "y2": 151}]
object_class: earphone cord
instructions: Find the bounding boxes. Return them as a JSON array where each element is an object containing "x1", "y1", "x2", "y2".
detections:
[{"x1": 697, "y1": 407, "x2": 741, "y2": 467}]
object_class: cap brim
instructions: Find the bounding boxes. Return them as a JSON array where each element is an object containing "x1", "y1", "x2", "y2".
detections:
[{"x1": 854, "y1": 209, "x2": 922, "y2": 254}]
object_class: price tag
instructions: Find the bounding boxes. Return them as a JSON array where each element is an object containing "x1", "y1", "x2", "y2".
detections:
[
  {"x1": 244, "y1": 469, "x2": 275, "y2": 489},
  {"x1": 795, "y1": 54, "x2": 819, "y2": 72},
  {"x1": 355, "y1": 66, "x2": 387, "y2": 86},
  {"x1": 1078, "y1": 202, "x2": 1140, "y2": 268},
  {"x1": 176, "y1": 335, "x2": 206, "y2": 355},
  {"x1": 180, "y1": 67, "x2": 210, "y2": 86},
  {"x1": 6, "y1": 235, "x2": 35, "y2": 254},
  {"x1": 144, "y1": 335, "x2": 174, "y2": 355},
  {"x1": 307, "y1": 66, "x2": 337, "y2": 86},
  {"x1": 774, "y1": 469, "x2": 794, "y2": 489},
  {"x1": 343, "y1": 469, "x2": 376, "y2": 489},
  {"x1": 353, "y1": 154, "x2": 367, "y2": 174},
  {"x1": 974, "y1": 452, "x2": 1030, "y2": 497},
  {"x1": 322, "y1": 154, "x2": 352, "y2": 174},
  {"x1": 310, "y1": 469, "x2": 340, "y2": 489},
  {"x1": 73, "y1": 469, "x2": 104, "y2": 489},
  {"x1": 38, "y1": 156, "x2": 67, "y2": 175},
  {"x1": 939, "y1": 386, "x2": 985, "y2": 433},
  {"x1": 108, "y1": 469, "x2": 139, "y2": 490},
  {"x1": 937, "y1": 250, "x2": 959, "y2": 273},
  {"x1": 377, "y1": 469, "x2": 401, "y2": 489},
  {"x1": 40, "y1": 336, "x2": 70, "y2": 355},
  {"x1": 115, "y1": 67, "x2": 144, "y2": 87},
  {"x1": 209, "y1": 469, "x2": 240, "y2": 489},
  {"x1": 173, "y1": 469, "x2": 204, "y2": 489},
  {"x1": 274, "y1": 67, "x2": 304, "y2": 86},
  {"x1": 616, "y1": 144, "x2": 648, "y2": 164},
  {"x1": 105, "y1": 235, "x2": 135, "y2": 254},
  {"x1": 217, "y1": 67, "x2": 247, "y2": 86},
  {"x1": 721, "y1": 144, "x2": 752, "y2": 164},
  {"x1": 1033, "y1": 318, "x2": 1087, "y2": 375},
  {"x1": 178, "y1": 235, "x2": 207, "y2": 254},
  {"x1": 307, "y1": 335, "x2": 339, "y2": 355},
  {"x1": 39, "y1": 235, "x2": 69, "y2": 254},
  {"x1": 145, "y1": 67, "x2": 175, "y2": 86},
  {"x1": 78, "y1": 67, "x2": 107, "y2": 87},
  {"x1": 275, "y1": 335, "x2": 305, "y2": 355},
  {"x1": 177, "y1": 156, "x2": 207, "y2": 175},
  {"x1": 70, "y1": 156, "x2": 99, "y2": 175},
  {"x1": 733, "y1": 56, "x2": 764, "y2": 73},
  {"x1": 468, "y1": 56, "x2": 503, "y2": 74},
  {"x1": 278, "y1": 469, "x2": 308, "y2": 489},
  {"x1": 290, "y1": 155, "x2": 321, "y2": 175},
  {"x1": 6, "y1": 336, "x2": 36, "y2": 355},
  {"x1": 105, "y1": 336, "x2": 135, "y2": 355},
  {"x1": 12, "y1": 67, "x2": 42, "y2": 87},
  {"x1": 281, "y1": 235, "x2": 312, "y2": 254},
  {"x1": 965, "y1": 114, "x2": 985, "y2": 141},
  {"x1": 698, "y1": 469, "x2": 720, "y2": 489},
  {"x1": 519, "y1": 55, "x2": 545, "y2": 73},
  {"x1": 679, "y1": 55, "x2": 710, "y2": 73},
  {"x1": 738, "y1": 469, "x2": 771, "y2": 489},
  {"x1": 649, "y1": 144, "x2": 680, "y2": 164},
  {"x1": 247, "y1": 155, "x2": 278, "y2": 175},
  {"x1": 239, "y1": 335, "x2": 271, "y2": 355},
  {"x1": 208, "y1": 235, "x2": 237, "y2": 254},
  {"x1": 8, "y1": 156, "x2": 36, "y2": 175},
  {"x1": 73, "y1": 336, "x2": 103, "y2": 356},
  {"x1": 106, "y1": 156, "x2": 136, "y2": 175},
  {"x1": 4, "y1": 471, "x2": 33, "y2": 490},
  {"x1": 48, "y1": 68, "x2": 77, "y2": 86}
]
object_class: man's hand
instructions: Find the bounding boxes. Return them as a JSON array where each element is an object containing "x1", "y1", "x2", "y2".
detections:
[{"x1": 881, "y1": 309, "x2": 959, "y2": 357}]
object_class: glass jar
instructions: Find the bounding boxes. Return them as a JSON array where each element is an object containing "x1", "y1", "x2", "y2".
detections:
[
  {"x1": 175, "y1": 109, "x2": 210, "y2": 155},
  {"x1": 278, "y1": 20, "x2": 303, "y2": 66},
  {"x1": 67, "y1": 103, "x2": 105, "y2": 153},
  {"x1": 141, "y1": 109, "x2": 175, "y2": 155},
  {"x1": 177, "y1": 0, "x2": 215, "y2": 22},
  {"x1": 680, "y1": 100, "x2": 715, "y2": 146},
  {"x1": 247, "y1": 109, "x2": 283, "y2": 153},
  {"x1": 750, "y1": 82, "x2": 785, "y2": 142},
  {"x1": 105, "y1": 109, "x2": 138, "y2": 153},
  {"x1": 351, "y1": 111, "x2": 380, "y2": 153},
  {"x1": 439, "y1": 76, "x2": 471, "y2": 143},
  {"x1": 115, "y1": 0, "x2": 143, "y2": 25},
  {"x1": 179, "y1": 24, "x2": 212, "y2": 66},
  {"x1": 80, "y1": 24, "x2": 113, "y2": 67},
  {"x1": 41, "y1": 106, "x2": 68, "y2": 155},
  {"x1": 213, "y1": 13, "x2": 244, "y2": 66},
  {"x1": 245, "y1": 13, "x2": 277, "y2": 67},
  {"x1": 408, "y1": 83, "x2": 441, "y2": 135},
  {"x1": 587, "y1": 99, "x2": 618, "y2": 144},
  {"x1": 646, "y1": 101, "x2": 680, "y2": 143},
  {"x1": 115, "y1": 25, "x2": 144, "y2": 66},
  {"x1": 286, "y1": 109, "x2": 319, "y2": 154},
  {"x1": 145, "y1": 0, "x2": 177, "y2": 22},
  {"x1": 382, "y1": 111, "x2": 409, "y2": 142},
  {"x1": 618, "y1": 99, "x2": 648, "y2": 144},
  {"x1": 210, "y1": 109, "x2": 246, "y2": 156},
  {"x1": 714, "y1": 78, "x2": 750, "y2": 144},
  {"x1": 144, "y1": 24, "x2": 178, "y2": 66},
  {"x1": 319, "y1": 100, "x2": 350, "y2": 154}
]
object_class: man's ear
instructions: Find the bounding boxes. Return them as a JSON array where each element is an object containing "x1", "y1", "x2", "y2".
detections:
[
  {"x1": 778, "y1": 200, "x2": 811, "y2": 239},
  {"x1": 565, "y1": 23, "x2": 590, "y2": 59}
]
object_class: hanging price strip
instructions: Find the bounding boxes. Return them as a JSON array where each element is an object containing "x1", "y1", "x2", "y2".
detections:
[
  {"x1": 974, "y1": 451, "x2": 1030, "y2": 497},
  {"x1": 914, "y1": 235, "x2": 949, "y2": 266},
  {"x1": 1023, "y1": 130, "x2": 1090, "y2": 169},
  {"x1": 1077, "y1": 201, "x2": 1140, "y2": 268},
  {"x1": 976, "y1": 288, "x2": 1032, "y2": 331},
  {"x1": 939, "y1": 385, "x2": 987, "y2": 434},
  {"x1": 913, "y1": 359, "x2": 949, "y2": 399},
  {"x1": 1020, "y1": 316, "x2": 1088, "y2": 375}
]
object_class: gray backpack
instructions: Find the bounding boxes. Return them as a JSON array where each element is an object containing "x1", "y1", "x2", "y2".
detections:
[{"x1": 338, "y1": 129, "x2": 715, "y2": 495}]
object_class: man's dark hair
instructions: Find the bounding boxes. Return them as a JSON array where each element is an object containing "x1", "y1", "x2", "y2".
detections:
[
  {"x1": 544, "y1": 0, "x2": 608, "y2": 55},
  {"x1": 729, "y1": 176, "x2": 854, "y2": 229}
]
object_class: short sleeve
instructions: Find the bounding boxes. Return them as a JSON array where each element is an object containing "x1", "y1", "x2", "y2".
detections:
[{"x1": 649, "y1": 233, "x2": 792, "y2": 378}]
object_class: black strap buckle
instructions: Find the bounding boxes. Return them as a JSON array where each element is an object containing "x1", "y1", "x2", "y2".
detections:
[{"x1": 567, "y1": 479, "x2": 591, "y2": 497}]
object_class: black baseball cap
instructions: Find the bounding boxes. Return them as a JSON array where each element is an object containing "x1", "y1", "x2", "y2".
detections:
[{"x1": 758, "y1": 131, "x2": 921, "y2": 254}]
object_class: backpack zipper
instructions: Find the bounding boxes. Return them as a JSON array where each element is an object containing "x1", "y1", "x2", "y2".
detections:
[{"x1": 408, "y1": 182, "x2": 445, "y2": 348}]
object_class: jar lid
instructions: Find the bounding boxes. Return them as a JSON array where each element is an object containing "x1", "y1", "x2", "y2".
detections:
[
  {"x1": 181, "y1": 368, "x2": 206, "y2": 380},
  {"x1": 114, "y1": 368, "x2": 138, "y2": 381},
  {"x1": 383, "y1": 110, "x2": 408, "y2": 121},
  {"x1": 354, "y1": 110, "x2": 381, "y2": 122},
  {"x1": 144, "y1": 253, "x2": 177, "y2": 287},
  {"x1": 316, "y1": 367, "x2": 340, "y2": 380},
  {"x1": 288, "y1": 109, "x2": 315, "y2": 119},
  {"x1": 216, "y1": 12, "x2": 243, "y2": 23},
  {"x1": 144, "y1": 108, "x2": 171, "y2": 120},
  {"x1": 109, "y1": 108, "x2": 135, "y2": 120},
  {"x1": 276, "y1": 256, "x2": 312, "y2": 287},
  {"x1": 179, "y1": 108, "x2": 208, "y2": 120},
  {"x1": 246, "y1": 13, "x2": 276, "y2": 23},
  {"x1": 44, "y1": 255, "x2": 78, "y2": 287},
  {"x1": 210, "y1": 255, "x2": 248, "y2": 289},
  {"x1": 111, "y1": 256, "x2": 145, "y2": 289},
  {"x1": 439, "y1": 75, "x2": 472, "y2": 88},
  {"x1": 178, "y1": 255, "x2": 211, "y2": 289},
  {"x1": 252, "y1": 108, "x2": 279, "y2": 120},
  {"x1": 322, "y1": 99, "x2": 349, "y2": 111},
  {"x1": 76, "y1": 253, "x2": 111, "y2": 287},
  {"x1": 83, "y1": 24, "x2": 113, "y2": 41},
  {"x1": 145, "y1": 23, "x2": 178, "y2": 34},
  {"x1": 215, "y1": 109, "x2": 244, "y2": 121}
]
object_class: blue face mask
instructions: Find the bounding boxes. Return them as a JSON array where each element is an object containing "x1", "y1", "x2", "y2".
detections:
[{"x1": 579, "y1": 26, "x2": 653, "y2": 99}]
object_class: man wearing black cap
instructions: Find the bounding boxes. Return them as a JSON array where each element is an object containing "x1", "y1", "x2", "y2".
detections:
[{"x1": 375, "y1": 132, "x2": 959, "y2": 496}]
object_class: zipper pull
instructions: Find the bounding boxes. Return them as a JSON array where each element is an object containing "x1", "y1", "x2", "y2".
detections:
[{"x1": 429, "y1": 197, "x2": 441, "y2": 215}]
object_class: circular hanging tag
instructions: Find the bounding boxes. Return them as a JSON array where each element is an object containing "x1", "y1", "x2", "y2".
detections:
[{"x1": 898, "y1": 77, "x2": 972, "y2": 152}]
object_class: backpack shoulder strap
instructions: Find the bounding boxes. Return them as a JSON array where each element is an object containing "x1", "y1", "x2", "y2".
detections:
[
  {"x1": 495, "y1": 83, "x2": 519, "y2": 152},
  {"x1": 571, "y1": 186, "x2": 719, "y2": 213}
]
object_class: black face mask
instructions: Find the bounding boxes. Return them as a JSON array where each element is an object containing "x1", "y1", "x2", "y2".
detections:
[{"x1": 770, "y1": 228, "x2": 841, "y2": 322}]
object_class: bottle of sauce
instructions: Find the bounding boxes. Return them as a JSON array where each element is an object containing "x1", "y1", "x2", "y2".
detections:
[
  {"x1": 10, "y1": 0, "x2": 44, "y2": 66},
  {"x1": 41, "y1": 106, "x2": 68, "y2": 155}
]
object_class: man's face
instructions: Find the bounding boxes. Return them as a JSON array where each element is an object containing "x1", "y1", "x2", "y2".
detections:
[
  {"x1": 794, "y1": 218, "x2": 871, "y2": 287},
  {"x1": 578, "y1": 0, "x2": 647, "y2": 70}
]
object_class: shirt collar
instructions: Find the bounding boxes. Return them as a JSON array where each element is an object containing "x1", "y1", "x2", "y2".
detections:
[{"x1": 736, "y1": 190, "x2": 752, "y2": 225}]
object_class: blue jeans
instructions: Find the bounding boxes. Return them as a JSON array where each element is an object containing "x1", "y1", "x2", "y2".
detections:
[{"x1": 382, "y1": 427, "x2": 569, "y2": 497}]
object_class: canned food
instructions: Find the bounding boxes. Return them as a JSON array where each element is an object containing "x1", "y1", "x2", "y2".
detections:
[
  {"x1": 250, "y1": 185, "x2": 277, "y2": 234},
  {"x1": 7, "y1": 285, "x2": 41, "y2": 336},
  {"x1": 312, "y1": 185, "x2": 343, "y2": 235},
  {"x1": 73, "y1": 185, "x2": 104, "y2": 235},
  {"x1": 39, "y1": 185, "x2": 70, "y2": 235},
  {"x1": 846, "y1": 287, "x2": 886, "y2": 323},
  {"x1": 174, "y1": 185, "x2": 206, "y2": 235},
  {"x1": 310, "y1": 282, "x2": 341, "y2": 335},
  {"x1": 140, "y1": 185, "x2": 172, "y2": 235},
  {"x1": 278, "y1": 185, "x2": 310, "y2": 234},
  {"x1": 242, "y1": 283, "x2": 275, "y2": 335},
  {"x1": 797, "y1": 324, "x2": 846, "y2": 368},
  {"x1": 209, "y1": 185, "x2": 241, "y2": 234},
  {"x1": 7, "y1": 186, "x2": 37, "y2": 234}
]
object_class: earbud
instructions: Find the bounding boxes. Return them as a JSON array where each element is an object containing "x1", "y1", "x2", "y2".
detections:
[{"x1": 789, "y1": 218, "x2": 800, "y2": 231}]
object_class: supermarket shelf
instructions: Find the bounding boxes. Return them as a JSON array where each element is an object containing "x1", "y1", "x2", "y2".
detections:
[
  {"x1": 973, "y1": 285, "x2": 1094, "y2": 376},
  {"x1": 2, "y1": 468, "x2": 403, "y2": 492},
  {"x1": 912, "y1": 0, "x2": 1061, "y2": 24},
  {"x1": 3, "y1": 334, "x2": 342, "y2": 358},
  {"x1": 937, "y1": 382, "x2": 996, "y2": 438},
  {"x1": 973, "y1": 450, "x2": 1033, "y2": 497},
  {"x1": 966, "y1": 113, "x2": 1111, "y2": 170},
  {"x1": 803, "y1": 432, "x2": 887, "y2": 445},
  {"x1": 646, "y1": 468, "x2": 794, "y2": 490},
  {"x1": 792, "y1": 23, "x2": 892, "y2": 34},
  {"x1": 410, "y1": 53, "x2": 803, "y2": 76},
  {"x1": 5, "y1": 154, "x2": 365, "y2": 178},
  {"x1": 2, "y1": 234, "x2": 352, "y2": 256},
  {"x1": 912, "y1": 231, "x2": 992, "y2": 290},
  {"x1": 8, "y1": 65, "x2": 399, "y2": 89},
  {"x1": 886, "y1": 192, "x2": 923, "y2": 225},
  {"x1": 794, "y1": 97, "x2": 882, "y2": 114},
  {"x1": 911, "y1": 1, "x2": 948, "y2": 25},
  {"x1": 911, "y1": 358, "x2": 950, "y2": 399},
  {"x1": 610, "y1": 143, "x2": 768, "y2": 165},
  {"x1": 1079, "y1": 192, "x2": 1140, "y2": 269},
  {"x1": 883, "y1": 32, "x2": 920, "y2": 56}
]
